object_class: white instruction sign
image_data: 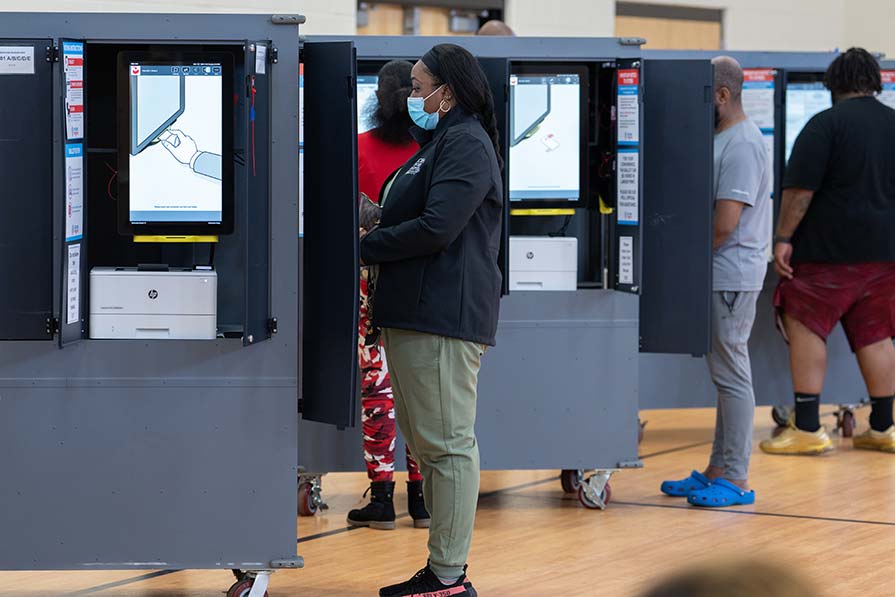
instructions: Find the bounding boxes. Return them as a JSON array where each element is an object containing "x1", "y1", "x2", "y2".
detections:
[
  {"x1": 741, "y1": 69, "x2": 775, "y2": 130},
  {"x1": 0, "y1": 46, "x2": 35, "y2": 75},
  {"x1": 66, "y1": 244, "x2": 81, "y2": 325},
  {"x1": 619, "y1": 237, "x2": 634, "y2": 285},
  {"x1": 255, "y1": 43, "x2": 267, "y2": 75},
  {"x1": 63, "y1": 41, "x2": 85, "y2": 140},
  {"x1": 617, "y1": 149, "x2": 640, "y2": 225},
  {"x1": 65, "y1": 144, "x2": 84, "y2": 242},
  {"x1": 617, "y1": 69, "x2": 640, "y2": 145}
]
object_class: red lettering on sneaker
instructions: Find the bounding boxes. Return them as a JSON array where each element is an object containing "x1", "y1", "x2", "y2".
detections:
[{"x1": 410, "y1": 586, "x2": 467, "y2": 597}]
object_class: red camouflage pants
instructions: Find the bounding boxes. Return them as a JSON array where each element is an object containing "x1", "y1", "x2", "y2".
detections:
[{"x1": 359, "y1": 271, "x2": 422, "y2": 483}]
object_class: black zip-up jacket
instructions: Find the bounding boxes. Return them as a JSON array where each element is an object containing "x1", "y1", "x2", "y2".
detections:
[{"x1": 360, "y1": 107, "x2": 503, "y2": 346}]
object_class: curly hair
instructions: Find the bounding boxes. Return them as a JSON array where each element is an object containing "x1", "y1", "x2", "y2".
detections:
[
  {"x1": 824, "y1": 47, "x2": 882, "y2": 97},
  {"x1": 369, "y1": 60, "x2": 414, "y2": 145}
]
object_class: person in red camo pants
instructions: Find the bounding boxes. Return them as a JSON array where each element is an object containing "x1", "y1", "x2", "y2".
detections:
[{"x1": 347, "y1": 60, "x2": 429, "y2": 531}]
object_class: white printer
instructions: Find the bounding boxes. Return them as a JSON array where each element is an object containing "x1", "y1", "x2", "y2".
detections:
[
  {"x1": 509, "y1": 236, "x2": 578, "y2": 291},
  {"x1": 89, "y1": 267, "x2": 217, "y2": 340}
]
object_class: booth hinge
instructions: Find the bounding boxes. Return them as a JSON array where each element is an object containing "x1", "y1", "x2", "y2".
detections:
[
  {"x1": 269, "y1": 45, "x2": 279, "y2": 65},
  {"x1": 271, "y1": 14, "x2": 307, "y2": 26},
  {"x1": 270, "y1": 556, "x2": 304, "y2": 569},
  {"x1": 618, "y1": 459, "x2": 644, "y2": 469},
  {"x1": 46, "y1": 317, "x2": 59, "y2": 336},
  {"x1": 46, "y1": 45, "x2": 59, "y2": 63},
  {"x1": 268, "y1": 317, "x2": 278, "y2": 335},
  {"x1": 618, "y1": 37, "x2": 646, "y2": 47}
]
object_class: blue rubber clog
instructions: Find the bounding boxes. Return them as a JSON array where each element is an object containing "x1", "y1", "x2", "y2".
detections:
[
  {"x1": 660, "y1": 470, "x2": 712, "y2": 497},
  {"x1": 687, "y1": 478, "x2": 755, "y2": 507}
]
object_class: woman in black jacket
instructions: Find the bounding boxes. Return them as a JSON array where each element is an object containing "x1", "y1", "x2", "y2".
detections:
[{"x1": 360, "y1": 44, "x2": 503, "y2": 597}]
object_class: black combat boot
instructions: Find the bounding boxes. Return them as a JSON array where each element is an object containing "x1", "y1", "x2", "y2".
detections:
[
  {"x1": 407, "y1": 480, "x2": 430, "y2": 529},
  {"x1": 347, "y1": 481, "x2": 396, "y2": 530}
]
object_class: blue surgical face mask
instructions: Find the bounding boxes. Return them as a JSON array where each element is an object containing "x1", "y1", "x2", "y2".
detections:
[{"x1": 407, "y1": 84, "x2": 445, "y2": 130}]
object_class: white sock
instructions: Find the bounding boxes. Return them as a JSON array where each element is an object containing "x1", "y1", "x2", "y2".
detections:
[{"x1": 436, "y1": 575, "x2": 460, "y2": 586}]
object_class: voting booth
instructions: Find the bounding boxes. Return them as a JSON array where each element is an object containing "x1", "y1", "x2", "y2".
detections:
[
  {"x1": 637, "y1": 51, "x2": 876, "y2": 437},
  {"x1": 0, "y1": 13, "x2": 361, "y2": 596},
  {"x1": 297, "y1": 36, "x2": 716, "y2": 509}
]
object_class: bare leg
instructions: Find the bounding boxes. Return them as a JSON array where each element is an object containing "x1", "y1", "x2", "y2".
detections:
[
  {"x1": 855, "y1": 338, "x2": 895, "y2": 397},
  {"x1": 702, "y1": 465, "x2": 748, "y2": 490},
  {"x1": 703, "y1": 465, "x2": 724, "y2": 480},
  {"x1": 784, "y1": 315, "x2": 827, "y2": 394}
]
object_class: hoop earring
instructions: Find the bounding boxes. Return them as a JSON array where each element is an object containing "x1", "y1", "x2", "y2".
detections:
[{"x1": 439, "y1": 99, "x2": 453, "y2": 113}]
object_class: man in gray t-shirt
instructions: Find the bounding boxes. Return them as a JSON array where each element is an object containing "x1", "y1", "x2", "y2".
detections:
[{"x1": 661, "y1": 56, "x2": 771, "y2": 508}]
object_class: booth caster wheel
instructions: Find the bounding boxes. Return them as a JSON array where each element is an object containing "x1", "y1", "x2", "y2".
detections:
[
  {"x1": 297, "y1": 474, "x2": 328, "y2": 517},
  {"x1": 577, "y1": 471, "x2": 612, "y2": 510},
  {"x1": 232, "y1": 569, "x2": 247, "y2": 582},
  {"x1": 298, "y1": 482, "x2": 318, "y2": 517},
  {"x1": 837, "y1": 410, "x2": 856, "y2": 438},
  {"x1": 227, "y1": 579, "x2": 269, "y2": 597},
  {"x1": 560, "y1": 470, "x2": 581, "y2": 494},
  {"x1": 772, "y1": 405, "x2": 791, "y2": 427}
]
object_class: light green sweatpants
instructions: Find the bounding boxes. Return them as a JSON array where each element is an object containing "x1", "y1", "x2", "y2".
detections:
[{"x1": 381, "y1": 327, "x2": 484, "y2": 579}]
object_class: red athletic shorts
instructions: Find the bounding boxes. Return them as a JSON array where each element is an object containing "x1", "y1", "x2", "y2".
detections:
[{"x1": 774, "y1": 263, "x2": 895, "y2": 352}]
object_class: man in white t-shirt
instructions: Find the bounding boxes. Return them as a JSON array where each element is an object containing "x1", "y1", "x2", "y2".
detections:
[{"x1": 661, "y1": 56, "x2": 772, "y2": 507}]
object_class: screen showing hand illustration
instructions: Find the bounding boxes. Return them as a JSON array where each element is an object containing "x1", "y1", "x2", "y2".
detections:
[
  {"x1": 128, "y1": 63, "x2": 223, "y2": 225},
  {"x1": 509, "y1": 73, "x2": 582, "y2": 203}
]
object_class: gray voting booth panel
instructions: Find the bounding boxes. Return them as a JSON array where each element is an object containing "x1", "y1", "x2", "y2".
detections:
[
  {"x1": 638, "y1": 50, "x2": 869, "y2": 410},
  {"x1": 297, "y1": 38, "x2": 716, "y2": 475},
  {"x1": 300, "y1": 292, "x2": 641, "y2": 473},
  {"x1": 0, "y1": 13, "x2": 303, "y2": 571}
]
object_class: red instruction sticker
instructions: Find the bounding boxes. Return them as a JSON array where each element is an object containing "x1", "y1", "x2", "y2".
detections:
[
  {"x1": 744, "y1": 68, "x2": 774, "y2": 82},
  {"x1": 618, "y1": 69, "x2": 639, "y2": 87}
]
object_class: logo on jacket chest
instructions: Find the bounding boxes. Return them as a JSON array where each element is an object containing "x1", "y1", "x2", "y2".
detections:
[{"x1": 406, "y1": 157, "x2": 426, "y2": 176}]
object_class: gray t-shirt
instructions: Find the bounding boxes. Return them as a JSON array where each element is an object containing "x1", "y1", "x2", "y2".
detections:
[{"x1": 713, "y1": 118, "x2": 772, "y2": 291}]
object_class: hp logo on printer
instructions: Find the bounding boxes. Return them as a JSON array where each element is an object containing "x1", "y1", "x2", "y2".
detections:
[{"x1": 148, "y1": 289, "x2": 159, "y2": 300}]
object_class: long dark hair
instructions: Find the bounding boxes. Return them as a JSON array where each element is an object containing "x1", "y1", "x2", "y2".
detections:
[
  {"x1": 824, "y1": 47, "x2": 882, "y2": 97},
  {"x1": 421, "y1": 44, "x2": 503, "y2": 169},
  {"x1": 370, "y1": 60, "x2": 414, "y2": 145}
]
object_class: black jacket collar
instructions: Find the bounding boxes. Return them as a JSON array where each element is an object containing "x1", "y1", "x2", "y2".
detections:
[{"x1": 409, "y1": 106, "x2": 476, "y2": 147}]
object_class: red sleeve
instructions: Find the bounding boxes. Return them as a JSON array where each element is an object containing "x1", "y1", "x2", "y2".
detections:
[{"x1": 357, "y1": 132, "x2": 376, "y2": 200}]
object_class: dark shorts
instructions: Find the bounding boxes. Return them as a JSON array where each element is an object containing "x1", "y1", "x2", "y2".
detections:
[{"x1": 774, "y1": 263, "x2": 895, "y2": 352}]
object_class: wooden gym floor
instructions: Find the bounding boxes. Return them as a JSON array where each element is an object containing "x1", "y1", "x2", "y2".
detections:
[{"x1": 1, "y1": 406, "x2": 893, "y2": 596}]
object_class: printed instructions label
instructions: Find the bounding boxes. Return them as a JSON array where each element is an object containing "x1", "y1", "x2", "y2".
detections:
[
  {"x1": 255, "y1": 43, "x2": 268, "y2": 75},
  {"x1": 617, "y1": 69, "x2": 640, "y2": 145},
  {"x1": 741, "y1": 69, "x2": 775, "y2": 130},
  {"x1": 617, "y1": 149, "x2": 640, "y2": 225},
  {"x1": 67, "y1": 244, "x2": 81, "y2": 326},
  {"x1": 619, "y1": 237, "x2": 634, "y2": 285},
  {"x1": 0, "y1": 46, "x2": 35, "y2": 75},
  {"x1": 880, "y1": 71, "x2": 895, "y2": 110},
  {"x1": 65, "y1": 144, "x2": 84, "y2": 241},
  {"x1": 743, "y1": 69, "x2": 777, "y2": 259},
  {"x1": 63, "y1": 42, "x2": 85, "y2": 140}
]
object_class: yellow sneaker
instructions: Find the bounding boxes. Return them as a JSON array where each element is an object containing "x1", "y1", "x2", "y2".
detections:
[
  {"x1": 759, "y1": 423, "x2": 834, "y2": 455},
  {"x1": 853, "y1": 426, "x2": 895, "y2": 453}
]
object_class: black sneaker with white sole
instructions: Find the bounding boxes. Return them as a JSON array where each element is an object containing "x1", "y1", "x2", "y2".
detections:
[{"x1": 379, "y1": 564, "x2": 477, "y2": 597}]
